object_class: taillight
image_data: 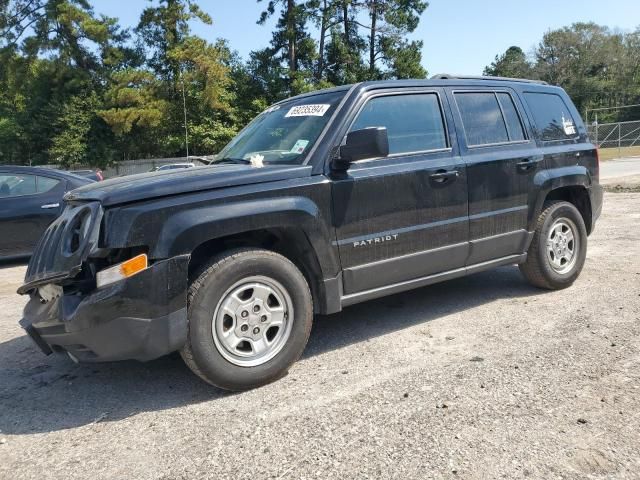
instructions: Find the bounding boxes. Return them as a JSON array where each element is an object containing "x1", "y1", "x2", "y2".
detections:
[{"x1": 595, "y1": 148, "x2": 600, "y2": 169}]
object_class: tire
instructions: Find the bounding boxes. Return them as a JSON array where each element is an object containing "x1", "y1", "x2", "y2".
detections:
[
  {"x1": 519, "y1": 201, "x2": 588, "y2": 290},
  {"x1": 181, "y1": 248, "x2": 313, "y2": 391}
]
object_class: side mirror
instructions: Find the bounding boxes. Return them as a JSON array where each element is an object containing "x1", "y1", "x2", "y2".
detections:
[{"x1": 332, "y1": 127, "x2": 389, "y2": 171}]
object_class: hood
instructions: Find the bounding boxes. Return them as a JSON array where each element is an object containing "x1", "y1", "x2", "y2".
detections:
[{"x1": 65, "y1": 163, "x2": 313, "y2": 206}]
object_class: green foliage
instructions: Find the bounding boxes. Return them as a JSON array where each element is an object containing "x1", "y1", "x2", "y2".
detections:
[
  {"x1": 483, "y1": 46, "x2": 533, "y2": 78},
  {"x1": 49, "y1": 93, "x2": 97, "y2": 166},
  {"x1": 100, "y1": 69, "x2": 169, "y2": 135},
  {"x1": 484, "y1": 24, "x2": 640, "y2": 120},
  {"x1": 3, "y1": 1, "x2": 638, "y2": 167},
  {"x1": 0, "y1": 0, "x2": 430, "y2": 165}
]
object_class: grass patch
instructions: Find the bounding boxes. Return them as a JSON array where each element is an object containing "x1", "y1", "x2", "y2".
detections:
[{"x1": 598, "y1": 146, "x2": 640, "y2": 161}]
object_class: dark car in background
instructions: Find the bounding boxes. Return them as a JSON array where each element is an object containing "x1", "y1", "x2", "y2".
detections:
[
  {"x1": 68, "y1": 169, "x2": 104, "y2": 181},
  {"x1": 151, "y1": 163, "x2": 195, "y2": 172},
  {"x1": 0, "y1": 166, "x2": 93, "y2": 259}
]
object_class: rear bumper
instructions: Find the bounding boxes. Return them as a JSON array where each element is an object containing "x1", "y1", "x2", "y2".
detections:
[
  {"x1": 19, "y1": 255, "x2": 190, "y2": 362},
  {"x1": 590, "y1": 183, "x2": 604, "y2": 232}
]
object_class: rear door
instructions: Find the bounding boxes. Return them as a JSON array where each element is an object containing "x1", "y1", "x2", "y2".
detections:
[
  {"x1": 446, "y1": 87, "x2": 540, "y2": 265},
  {"x1": 0, "y1": 171, "x2": 65, "y2": 257},
  {"x1": 331, "y1": 88, "x2": 469, "y2": 295}
]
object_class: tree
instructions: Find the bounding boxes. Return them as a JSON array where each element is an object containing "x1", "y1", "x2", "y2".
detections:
[
  {"x1": 0, "y1": 0, "x2": 133, "y2": 165},
  {"x1": 306, "y1": 0, "x2": 341, "y2": 81},
  {"x1": 1, "y1": 0, "x2": 436, "y2": 165},
  {"x1": 322, "y1": 0, "x2": 367, "y2": 84},
  {"x1": 361, "y1": 0, "x2": 428, "y2": 79},
  {"x1": 136, "y1": 0, "x2": 211, "y2": 82},
  {"x1": 49, "y1": 93, "x2": 105, "y2": 167},
  {"x1": 99, "y1": 0, "x2": 238, "y2": 158},
  {"x1": 257, "y1": 0, "x2": 317, "y2": 89},
  {"x1": 533, "y1": 23, "x2": 637, "y2": 115},
  {"x1": 1, "y1": 0, "x2": 133, "y2": 74},
  {"x1": 483, "y1": 46, "x2": 533, "y2": 78},
  {"x1": 482, "y1": 24, "x2": 640, "y2": 121}
]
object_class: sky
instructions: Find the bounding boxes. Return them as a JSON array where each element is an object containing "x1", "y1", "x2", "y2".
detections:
[{"x1": 92, "y1": 0, "x2": 640, "y2": 75}]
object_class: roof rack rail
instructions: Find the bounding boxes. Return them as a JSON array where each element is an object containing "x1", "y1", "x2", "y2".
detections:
[{"x1": 430, "y1": 74, "x2": 548, "y2": 85}]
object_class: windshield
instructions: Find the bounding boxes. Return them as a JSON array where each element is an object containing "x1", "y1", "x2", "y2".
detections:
[{"x1": 212, "y1": 90, "x2": 346, "y2": 166}]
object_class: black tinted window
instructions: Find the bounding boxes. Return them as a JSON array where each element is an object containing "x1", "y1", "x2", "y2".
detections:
[
  {"x1": 351, "y1": 94, "x2": 447, "y2": 155},
  {"x1": 455, "y1": 92, "x2": 509, "y2": 146},
  {"x1": 524, "y1": 92, "x2": 577, "y2": 141},
  {"x1": 497, "y1": 93, "x2": 526, "y2": 141}
]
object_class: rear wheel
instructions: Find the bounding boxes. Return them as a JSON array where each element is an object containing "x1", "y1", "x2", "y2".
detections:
[
  {"x1": 181, "y1": 248, "x2": 313, "y2": 391},
  {"x1": 520, "y1": 201, "x2": 587, "y2": 290}
]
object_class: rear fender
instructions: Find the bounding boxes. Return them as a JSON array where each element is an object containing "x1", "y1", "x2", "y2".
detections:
[{"x1": 532, "y1": 165, "x2": 592, "y2": 229}]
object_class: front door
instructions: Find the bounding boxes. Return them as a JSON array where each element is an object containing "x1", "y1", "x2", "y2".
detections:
[
  {"x1": 0, "y1": 172, "x2": 64, "y2": 257},
  {"x1": 331, "y1": 90, "x2": 469, "y2": 295}
]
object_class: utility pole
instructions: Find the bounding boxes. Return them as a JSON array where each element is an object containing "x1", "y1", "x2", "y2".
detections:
[{"x1": 181, "y1": 76, "x2": 189, "y2": 159}]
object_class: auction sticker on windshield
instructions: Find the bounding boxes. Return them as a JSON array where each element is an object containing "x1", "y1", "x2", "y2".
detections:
[
  {"x1": 285, "y1": 104, "x2": 331, "y2": 117},
  {"x1": 290, "y1": 139, "x2": 310, "y2": 154}
]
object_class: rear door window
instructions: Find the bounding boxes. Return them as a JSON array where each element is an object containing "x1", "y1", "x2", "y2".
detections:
[
  {"x1": 350, "y1": 93, "x2": 448, "y2": 155},
  {"x1": 454, "y1": 91, "x2": 528, "y2": 147},
  {"x1": 455, "y1": 92, "x2": 509, "y2": 146},
  {"x1": 523, "y1": 92, "x2": 577, "y2": 141}
]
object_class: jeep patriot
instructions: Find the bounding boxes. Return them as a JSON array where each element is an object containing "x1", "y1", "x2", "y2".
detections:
[{"x1": 18, "y1": 75, "x2": 603, "y2": 390}]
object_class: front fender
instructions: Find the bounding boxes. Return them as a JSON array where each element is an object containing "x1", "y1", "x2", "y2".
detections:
[{"x1": 151, "y1": 196, "x2": 338, "y2": 277}]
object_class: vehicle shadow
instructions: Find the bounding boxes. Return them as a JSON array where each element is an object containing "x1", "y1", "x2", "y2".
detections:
[
  {"x1": 0, "y1": 258, "x2": 29, "y2": 268},
  {"x1": 0, "y1": 265, "x2": 543, "y2": 435}
]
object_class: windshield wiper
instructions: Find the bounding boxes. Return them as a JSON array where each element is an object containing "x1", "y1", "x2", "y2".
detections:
[{"x1": 211, "y1": 157, "x2": 251, "y2": 165}]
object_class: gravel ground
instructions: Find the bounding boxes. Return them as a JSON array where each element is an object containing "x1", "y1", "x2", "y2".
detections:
[
  {"x1": 1, "y1": 192, "x2": 639, "y2": 480},
  {"x1": 602, "y1": 175, "x2": 640, "y2": 193}
]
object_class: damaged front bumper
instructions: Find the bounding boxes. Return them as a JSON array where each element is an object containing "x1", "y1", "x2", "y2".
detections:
[{"x1": 19, "y1": 255, "x2": 190, "y2": 362}]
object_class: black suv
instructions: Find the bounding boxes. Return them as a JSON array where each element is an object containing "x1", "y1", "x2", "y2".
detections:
[{"x1": 19, "y1": 76, "x2": 603, "y2": 390}]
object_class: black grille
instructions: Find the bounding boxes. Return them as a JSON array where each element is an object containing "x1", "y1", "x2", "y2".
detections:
[{"x1": 20, "y1": 202, "x2": 102, "y2": 293}]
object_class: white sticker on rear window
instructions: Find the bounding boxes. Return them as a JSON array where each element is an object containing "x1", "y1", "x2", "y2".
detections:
[
  {"x1": 285, "y1": 104, "x2": 330, "y2": 117},
  {"x1": 562, "y1": 116, "x2": 576, "y2": 136}
]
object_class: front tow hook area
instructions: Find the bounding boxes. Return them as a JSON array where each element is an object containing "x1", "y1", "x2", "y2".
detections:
[{"x1": 22, "y1": 323, "x2": 53, "y2": 355}]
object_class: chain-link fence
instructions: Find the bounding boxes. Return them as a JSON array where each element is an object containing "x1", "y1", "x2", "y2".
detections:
[{"x1": 587, "y1": 120, "x2": 640, "y2": 158}]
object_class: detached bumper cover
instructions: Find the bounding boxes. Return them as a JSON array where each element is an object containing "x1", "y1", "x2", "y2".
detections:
[{"x1": 19, "y1": 255, "x2": 190, "y2": 362}]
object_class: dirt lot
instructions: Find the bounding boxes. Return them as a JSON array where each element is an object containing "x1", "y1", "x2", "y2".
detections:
[{"x1": 1, "y1": 192, "x2": 639, "y2": 480}]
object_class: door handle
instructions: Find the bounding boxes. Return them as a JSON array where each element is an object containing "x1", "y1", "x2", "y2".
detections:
[
  {"x1": 41, "y1": 203, "x2": 60, "y2": 209},
  {"x1": 429, "y1": 170, "x2": 459, "y2": 184},
  {"x1": 516, "y1": 158, "x2": 540, "y2": 172}
]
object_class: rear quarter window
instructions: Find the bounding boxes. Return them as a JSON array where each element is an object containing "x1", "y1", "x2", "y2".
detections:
[
  {"x1": 37, "y1": 176, "x2": 61, "y2": 193},
  {"x1": 524, "y1": 92, "x2": 578, "y2": 142}
]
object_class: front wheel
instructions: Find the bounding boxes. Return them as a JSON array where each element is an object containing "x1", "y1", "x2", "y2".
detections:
[
  {"x1": 520, "y1": 201, "x2": 588, "y2": 290},
  {"x1": 181, "y1": 248, "x2": 313, "y2": 391}
]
